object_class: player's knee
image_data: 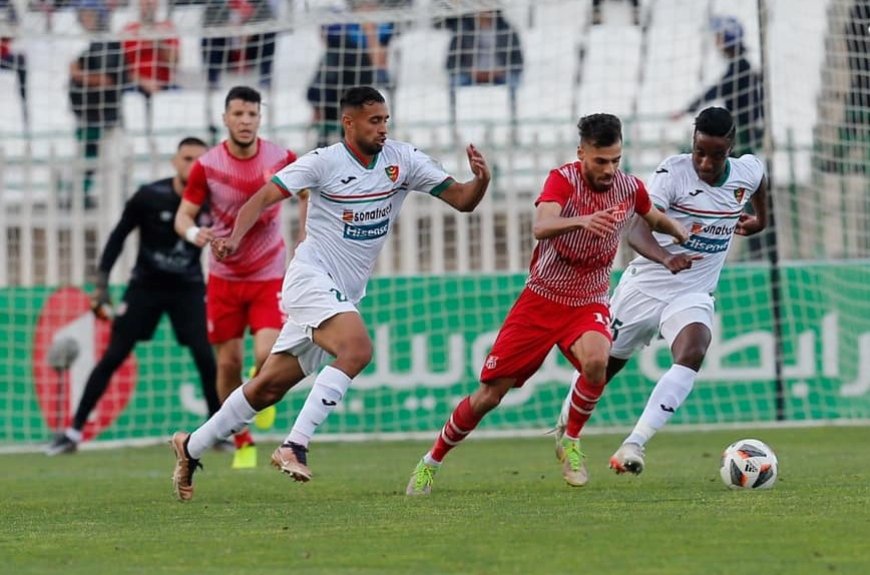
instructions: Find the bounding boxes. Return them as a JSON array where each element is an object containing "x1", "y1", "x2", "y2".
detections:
[
  {"x1": 247, "y1": 374, "x2": 289, "y2": 407},
  {"x1": 257, "y1": 384, "x2": 287, "y2": 407},
  {"x1": 474, "y1": 381, "x2": 509, "y2": 412},
  {"x1": 336, "y1": 338, "x2": 373, "y2": 375},
  {"x1": 673, "y1": 345, "x2": 706, "y2": 370},
  {"x1": 582, "y1": 355, "x2": 609, "y2": 384},
  {"x1": 217, "y1": 355, "x2": 243, "y2": 378}
]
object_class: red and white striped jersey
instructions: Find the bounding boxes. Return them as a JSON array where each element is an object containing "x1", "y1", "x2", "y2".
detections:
[
  {"x1": 184, "y1": 139, "x2": 296, "y2": 281},
  {"x1": 527, "y1": 161, "x2": 651, "y2": 307}
]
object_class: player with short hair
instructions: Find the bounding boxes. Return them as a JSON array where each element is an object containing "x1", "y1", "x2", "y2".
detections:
[
  {"x1": 45, "y1": 137, "x2": 218, "y2": 456},
  {"x1": 174, "y1": 86, "x2": 305, "y2": 468},
  {"x1": 555, "y1": 106, "x2": 768, "y2": 475},
  {"x1": 406, "y1": 113, "x2": 689, "y2": 495},
  {"x1": 169, "y1": 85, "x2": 491, "y2": 501}
]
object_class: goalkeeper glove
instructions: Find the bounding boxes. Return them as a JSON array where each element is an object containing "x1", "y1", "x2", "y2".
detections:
[{"x1": 91, "y1": 271, "x2": 113, "y2": 320}]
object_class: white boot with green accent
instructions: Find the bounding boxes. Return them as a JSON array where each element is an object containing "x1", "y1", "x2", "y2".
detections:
[
  {"x1": 406, "y1": 458, "x2": 439, "y2": 496},
  {"x1": 558, "y1": 436, "x2": 588, "y2": 487}
]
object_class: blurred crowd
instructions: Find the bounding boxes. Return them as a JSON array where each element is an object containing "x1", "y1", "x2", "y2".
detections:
[{"x1": 1, "y1": 0, "x2": 867, "y2": 201}]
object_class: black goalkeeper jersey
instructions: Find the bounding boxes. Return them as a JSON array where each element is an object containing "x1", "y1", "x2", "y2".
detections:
[{"x1": 98, "y1": 178, "x2": 211, "y2": 287}]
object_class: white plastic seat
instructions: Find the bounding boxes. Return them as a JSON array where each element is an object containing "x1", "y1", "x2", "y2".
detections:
[{"x1": 453, "y1": 84, "x2": 515, "y2": 146}]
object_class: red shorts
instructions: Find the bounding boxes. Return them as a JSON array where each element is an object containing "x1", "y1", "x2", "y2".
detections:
[
  {"x1": 480, "y1": 288, "x2": 612, "y2": 387},
  {"x1": 206, "y1": 275, "x2": 284, "y2": 344}
]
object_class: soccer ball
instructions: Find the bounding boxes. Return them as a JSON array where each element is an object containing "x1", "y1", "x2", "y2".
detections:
[{"x1": 719, "y1": 438, "x2": 778, "y2": 490}]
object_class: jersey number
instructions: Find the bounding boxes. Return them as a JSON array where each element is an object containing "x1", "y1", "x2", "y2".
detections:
[
  {"x1": 592, "y1": 312, "x2": 609, "y2": 325},
  {"x1": 330, "y1": 288, "x2": 348, "y2": 302},
  {"x1": 611, "y1": 318, "x2": 624, "y2": 342}
]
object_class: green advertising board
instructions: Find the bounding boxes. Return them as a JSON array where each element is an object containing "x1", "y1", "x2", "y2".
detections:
[{"x1": 2, "y1": 263, "x2": 870, "y2": 446}]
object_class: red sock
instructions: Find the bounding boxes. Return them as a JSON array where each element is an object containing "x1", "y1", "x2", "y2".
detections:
[
  {"x1": 429, "y1": 396, "x2": 483, "y2": 462},
  {"x1": 234, "y1": 428, "x2": 254, "y2": 449},
  {"x1": 565, "y1": 374, "x2": 605, "y2": 439}
]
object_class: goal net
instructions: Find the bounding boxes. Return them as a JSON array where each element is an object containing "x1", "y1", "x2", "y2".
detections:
[{"x1": 1, "y1": 0, "x2": 869, "y2": 449}]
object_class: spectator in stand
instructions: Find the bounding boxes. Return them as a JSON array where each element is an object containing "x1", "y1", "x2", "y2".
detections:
[
  {"x1": 0, "y1": 0, "x2": 27, "y2": 127},
  {"x1": 68, "y1": 0, "x2": 124, "y2": 208},
  {"x1": 673, "y1": 16, "x2": 764, "y2": 158},
  {"x1": 845, "y1": 0, "x2": 870, "y2": 148},
  {"x1": 591, "y1": 0, "x2": 641, "y2": 27},
  {"x1": 306, "y1": 0, "x2": 395, "y2": 148},
  {"x1": 435, "y1": 6, "x2": 523, "y2": 140},
  {"x1": 122, "y1": 0, "x2": 180, "y2": 97},
  {"x1": 201, "y1": 0, "x2": 276, "y2": 90}
]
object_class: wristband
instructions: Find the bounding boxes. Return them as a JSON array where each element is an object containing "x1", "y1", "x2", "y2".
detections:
[{"x1": 184, "y1": 226, "x2": 200, "y2": 244}]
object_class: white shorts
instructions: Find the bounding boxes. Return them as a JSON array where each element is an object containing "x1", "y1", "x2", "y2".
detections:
[
  {"x1": 271, "y1": 260, "x2": 359, "y2": 375},
  {"x1": 609, "y1": 279, "x2": 715, "y2": 360}
]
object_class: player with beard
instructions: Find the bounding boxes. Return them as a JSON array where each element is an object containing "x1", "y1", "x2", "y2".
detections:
[
  {"x1": 553, "y1": 106, "x2": 768, "y2": 477},
  {"x1": 174, "y1": 86, "x2": 306, "y2": 469},
  {"x1": 169, "y1": 85, "x2": 492, "y2": 501},
  {"x1": 405, "y1": 113, "x2": 688, "y2": 495}
]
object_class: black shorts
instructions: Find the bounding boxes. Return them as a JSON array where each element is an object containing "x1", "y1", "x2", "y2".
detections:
[{"x1": 112, "y1": 282, "x2": 207, "y2": 346}]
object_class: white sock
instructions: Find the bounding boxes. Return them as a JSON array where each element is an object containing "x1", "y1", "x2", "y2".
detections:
[
  {"x1": 284, "y1": 365, "x2": 352, "y2": 448},
  {"x1": 625, "y1": 364, "x2": 697, "y2": 447},
  {"x1": 188, "y1": 385, "x2": 257, "y2": 458},
  {"x1": 423, "y1": 452, "x2": 441, "y2": 466},
  {"x1": 65, "y1": 428, "x2": 82, "y2": 443}
]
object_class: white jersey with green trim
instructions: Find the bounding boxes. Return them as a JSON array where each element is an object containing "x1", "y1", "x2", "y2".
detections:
[
  {"x1": 272, "y1": 139, "x2": 453, "y2": 303},
  {"x1": 625, "y1": 153, "x2": 765, "y2": 297}
]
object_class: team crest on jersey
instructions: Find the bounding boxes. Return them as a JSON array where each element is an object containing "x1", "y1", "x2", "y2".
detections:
[
  {"x1": 485, "y1": 355, "x2": 498, "y2": 370},
  {"x1": 734, "y1": 187, "x2": 746, "y2": 203},
  {"x1": 342, "y1": 209, "x2": 354, "y2": 222},
  {"x1": 385, "y1": 165, "x2": 399, "y2": 182}
]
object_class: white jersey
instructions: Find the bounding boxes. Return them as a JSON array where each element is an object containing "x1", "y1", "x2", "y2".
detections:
[
  {"x1": 626, "y1": 153, "x2": 765, "y2": 297},
  {"x1": 272, "y1": 140, "x2": 453, "y2": 303}
]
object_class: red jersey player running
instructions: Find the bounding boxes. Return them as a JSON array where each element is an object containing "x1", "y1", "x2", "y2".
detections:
[
  {"x1": 406, "y1": 113, "x2": 688, "y2": 495},
  {"x1": 174, "y1": 86, "x2": 306, "y2": 467}
]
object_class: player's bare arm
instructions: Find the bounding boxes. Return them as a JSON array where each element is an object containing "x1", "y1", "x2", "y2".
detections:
[
  {"x1": 295, "y1": 189, "x2": 310, "y2": 245},
  {"x1": 735, "y1": 175, "x2": 769, "y2": 236},
  {"x1": 642, "y1": 207, "x2": 689, "y2": 244},
  {"x1": 630, "y1": 213, "x2": 700, "y2": 274},
  {"x1": 436, "y1": 144, "x2": 491, "y2": 212},
  {"x1": 212, "y1": 181, "x2": 287, "y2": 260},
  {"x1": 533, "y1": 202, "x2": 619, "y2": 240},
  {"x1": 174, "y1": 199, "x2": 214, "y2": 247}
]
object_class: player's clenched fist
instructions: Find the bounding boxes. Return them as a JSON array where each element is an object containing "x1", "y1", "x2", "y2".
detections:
[
  {"x1": 735, "y1": 213, "x2": 764, "y2": 236},
  {"x1": 211, "y1": 238, "x2": 237, "y2": 260}
]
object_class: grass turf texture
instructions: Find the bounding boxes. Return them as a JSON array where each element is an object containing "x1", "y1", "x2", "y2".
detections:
[{"x1": 2, "y1": 427, "x2": 868, "y2": 575}]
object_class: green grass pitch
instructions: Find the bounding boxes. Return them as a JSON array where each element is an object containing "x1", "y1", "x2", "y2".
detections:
[{"x1": 2, "y1": 426, "x2": 869, "y2": 574}]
